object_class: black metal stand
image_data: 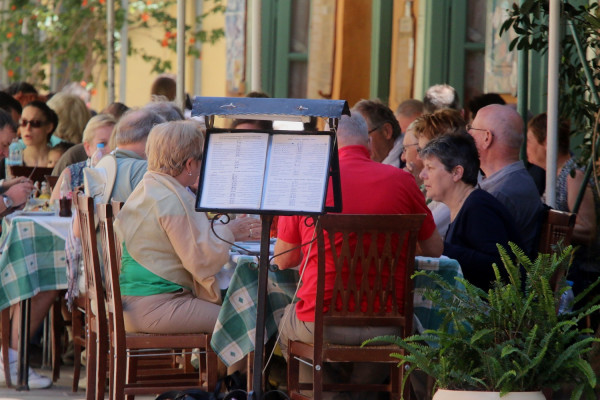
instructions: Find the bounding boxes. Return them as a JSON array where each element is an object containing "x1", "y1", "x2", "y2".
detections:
[
  {"x1": 17, "y1": 298, "x2": 30, "y2": 390},
  {"x1": 250, "y1": 214, "x2": 274, "y2": 400}
]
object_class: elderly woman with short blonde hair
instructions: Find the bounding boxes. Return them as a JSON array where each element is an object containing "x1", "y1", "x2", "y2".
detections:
[{"x1": 114, "y1": 120, "x2": 260, "y2": 334}]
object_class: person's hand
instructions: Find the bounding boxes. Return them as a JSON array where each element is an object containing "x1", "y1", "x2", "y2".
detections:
[
  {"x1": 227, "y1": 215, "x2": 262, "y2": 241},
  {"x1": 5, "y1": 181, "x2": 34, "y2": 208},
  {"x1": 3, "y1": 176, "x2": 32, "y2": 189}
]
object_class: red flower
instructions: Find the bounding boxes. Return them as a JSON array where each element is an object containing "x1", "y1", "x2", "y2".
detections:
[
  {"x1": 141, "y1": 13, "x2": 150, "y2": 22},
  {"x1": 6, "y1": 32, "x2": 13, "y2": 39},
  {"x1": 80, "y1": 81, "x2": 87, "y2": 87},
  {"x1": 189, "y1": 37, "x2": 196, "y2": 44},
  {"x1": 82, "y1": 0, "x2": 88, "y2": 6},
  {"x1": 7, "y1": 70, "x2": 13, "y2": 78},
  {"x1": 161, "y1": 39, "x2": 168, "y2": 47}
]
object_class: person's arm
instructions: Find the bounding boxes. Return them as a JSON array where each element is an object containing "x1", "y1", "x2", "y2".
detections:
[
  {"x1": 417, "y1": 228, "x2": 443, "y2": 257},
  {"x1": 567, "y1": 170, "x2": 596, "y2": 246},
  {"x1": 273, "y1": 238, "x2": 302, "y2": 269}
]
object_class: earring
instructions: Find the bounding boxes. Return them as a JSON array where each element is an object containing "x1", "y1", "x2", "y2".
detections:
[{"x1": 187, "y1": 170, "x2": 192, "y2": 176}]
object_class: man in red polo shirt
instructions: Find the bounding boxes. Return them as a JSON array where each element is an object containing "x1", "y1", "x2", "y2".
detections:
[{"x1": 273, "y1": 112, "x2": 442, "y2": 396}]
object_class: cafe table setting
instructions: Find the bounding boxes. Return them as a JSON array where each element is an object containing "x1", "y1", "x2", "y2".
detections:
[
  {"x1": 0, "y1": 207, "x2": 71, "y2": 311},
  {"x1": 211, "y1": 252, "x2": 463, "y2": 368}
]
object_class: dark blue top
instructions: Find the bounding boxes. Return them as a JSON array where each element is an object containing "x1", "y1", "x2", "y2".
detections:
[{"x1": 444, "y1": 188, "x2": 523, "y2": 291}]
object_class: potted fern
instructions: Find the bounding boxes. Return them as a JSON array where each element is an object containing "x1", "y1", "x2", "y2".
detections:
[{"x1": 365, "y1": 243, "x2": 600, "y2": 399}]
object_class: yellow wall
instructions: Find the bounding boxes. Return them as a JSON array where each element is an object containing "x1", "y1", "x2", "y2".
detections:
[{"x1": 90, "y1": 2, "x2": 227, "y2": 111}]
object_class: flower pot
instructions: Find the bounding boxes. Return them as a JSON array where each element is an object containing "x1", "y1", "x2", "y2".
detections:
[{"x1": 433, "y1": 389, "x2": 546, "y2": 400}]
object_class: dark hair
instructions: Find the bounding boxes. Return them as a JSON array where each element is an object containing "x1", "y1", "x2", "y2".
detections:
[
  {"x1": 0, "y1": 109, "x2": 17, "y2": 133},
  {"x1": 150, "y1": 76, "x2": 176, "y2": 101},
  {"x1": 246, "y1": 91, "x2": 271, "y2": 98},
  {"x1": 6, "y1": 82, "x2": 38, "y2": 96},
  {"x1": 0, "y1": 91, "x2": 22, "y2": 116},
  {"x1": 527, "y1": 112, "x2": 570, "y2": 155},
  {"x1": 101, "y1": 102, "x2": 130, "y2": 120},
  {"x1": 468, "y1": 93, "x2": 506, "y2": 118},
  {"x1": 49, "y1": 141, "x2": 75, "y2": 153},
  {"x1": 231, "y1": 119, "x2": 273, "y2": 131},
  {"x1": 23, "y1": 100, "x2": 59, "y2": 139},
  {"x1": 353, "y1": 99, "x2": 401, "y2": 139},
  {"x1": 419, "y1": 131, "x2": 480, "y2": 186}
]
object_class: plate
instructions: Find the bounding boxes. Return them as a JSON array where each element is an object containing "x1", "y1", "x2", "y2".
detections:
[{"x1": 18, "y1": 211, "x2": 56, "y2": 216}]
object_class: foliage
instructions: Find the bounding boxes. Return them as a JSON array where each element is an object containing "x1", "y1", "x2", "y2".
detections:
[
  {"x1": 0, "y1": 0, "x2": 225, "y2": 91},
  {"x1": 498, "y1": 0, "x2": 600, "y2": 163},
  {"x1": 365, "y1": 243, "x2": 600, "y2": 398}
]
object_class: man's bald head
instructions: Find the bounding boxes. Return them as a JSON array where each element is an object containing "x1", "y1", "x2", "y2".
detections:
[{"x1": 474, "y1": 104, "x2": 524, "y2": 150}]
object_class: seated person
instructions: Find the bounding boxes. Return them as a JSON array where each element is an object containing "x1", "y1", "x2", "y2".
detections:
[
  {"x1": 47, "y1": 141, "x2": 74, "y2": 168},
  {"x1": 419, "y1": 132, "x2": 523, "y2": 291},
  {"x1": 114, "y1": 120, "x2": 260, "y2": 334},
  {"x1": 273, "y1": 113, "x2": 442, "y2": 392}
]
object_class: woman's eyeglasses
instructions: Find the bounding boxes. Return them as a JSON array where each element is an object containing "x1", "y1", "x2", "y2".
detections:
[{"x1": 19, "y1": 119, "x2": 47, "y2": 128}]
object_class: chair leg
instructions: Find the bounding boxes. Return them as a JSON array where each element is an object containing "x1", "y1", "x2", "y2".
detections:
[
  {"x1": 287, "y1": 351, "x2": 299, "y2": 398},
  {"x1": 51, "y1": 298, "x2": 62, "y2": 383},
  {"x1": 1, "y1": 308, "x2": 12, "y2": 388},
  {"x1": 86, "y1": 329, "x2": 97, "y2": 400},
  {"x1": 313, "y1": 359, "x2": 323, "y2": 400},
  {"x1": 95, "y1": 330, "x2": 107, "y2": 400},
  {"x1": 72, "y1": 307, "x2": 84, "y2": 392},
  {"x1": 206, "y1": 347, "x2": 218, "y2": 392}
]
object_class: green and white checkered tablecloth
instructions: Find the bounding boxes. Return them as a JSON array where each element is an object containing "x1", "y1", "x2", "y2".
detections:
[
  {"x1": 211, "y1": 256, "x2": 299, "y2": 367},
  {"x1": 211, "y1": 255, "x2": 463, "y2": 367},
  {"x1": 0, "y1": 215, "x2": 69, "y2": 311}
]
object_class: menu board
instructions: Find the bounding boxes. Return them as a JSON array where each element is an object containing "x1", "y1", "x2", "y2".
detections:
[{"x1": 196, "y1": 129, "x2": 334, "y2": 215}]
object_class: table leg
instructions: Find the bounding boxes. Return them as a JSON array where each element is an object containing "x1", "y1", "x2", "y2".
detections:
[
  {"x1": 16, "y1": 298, "x2": 30, "y2": 390},
  {"x1": 251, "y1": 215, "x2": 274, "y2": 400}
]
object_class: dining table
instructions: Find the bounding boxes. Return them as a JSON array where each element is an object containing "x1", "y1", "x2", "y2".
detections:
[
  {"x1": 211, "y1": 255, "x2": 463, "y2": 368},
  {"x1": 0, "y1": 210, "x2": 71, "y2": 390}
]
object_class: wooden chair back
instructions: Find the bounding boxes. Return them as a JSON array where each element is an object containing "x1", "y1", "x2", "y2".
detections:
[
  {"x1": 288, "y1": 213, "x2": 425, "y2": 400},
  {"x1": 315, "y1": 214, "x2": 425, "y2": 338},
  {"x1": 74, "y1": 192, "x2": 108, "y2": 400},
  {"x1": 538, "y1": 208, "x2": 576, "y2": 254}
]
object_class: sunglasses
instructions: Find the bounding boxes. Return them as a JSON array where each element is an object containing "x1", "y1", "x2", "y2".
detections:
[{"x1": 19, "y1": 119, "x2": 47, "y2": 128}]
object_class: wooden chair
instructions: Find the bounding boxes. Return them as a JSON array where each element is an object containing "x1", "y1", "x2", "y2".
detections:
[
  {"x1": 1, "y1": 308, "x2": 11, "y2": 387},
  {"x1": 287, "y1": 214, "x2": 426, "y2": 400},
  {"x1": 537, "y1": 208, "x2": 576, "y2": 291},
  {"x1": 538, "y1": 208, "x2": 576, "y2": 255},
  {"x1": 75, "y1": 193, "x2": 108, "y2": 400},
  {"x1": 97, "y1": 202, "x2": 218, "y2": 400}
]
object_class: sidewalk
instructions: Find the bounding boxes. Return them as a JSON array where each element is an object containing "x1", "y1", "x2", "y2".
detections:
[{"x1": 0, "y1": 364, "x2": 154, "y2": 400}]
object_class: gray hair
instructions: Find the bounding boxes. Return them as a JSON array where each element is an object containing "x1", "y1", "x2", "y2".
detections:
[
  {"x1": 337, "y1": 112, "x2": 368, "y2": 147},
  {"x1": 423, "y1": 84, "x2": 460, "y2": 113},
  {"x1": 143, "y1": 101, "x2": 184, "y2": 122},
  {"x1": 114, "y1": 109, "x2": 166, "y2": 146}
]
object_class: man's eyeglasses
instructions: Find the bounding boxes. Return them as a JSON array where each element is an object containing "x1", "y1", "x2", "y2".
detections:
[
  {"x1": 368, "y1": 126, "x2": 381, "y2": 134},
  {"x1": 401, "y1": 143, "x2": 419, "y2": 154},
  {"x1": 466, "y1": 124, "x2": 492, "y2": 136},
  {"x1": 19, "y1": 119, "x2": 47, "y2": 128}
]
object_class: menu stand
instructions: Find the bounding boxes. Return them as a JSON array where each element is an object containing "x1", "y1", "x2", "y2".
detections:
[{"x1": 194, "y1": 97, "x2": 349, "y2": 400}]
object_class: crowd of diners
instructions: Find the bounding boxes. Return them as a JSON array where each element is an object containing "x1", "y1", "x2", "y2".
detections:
[{"x1": 0, "y1": 79, "x2": 597, "y2": 399}]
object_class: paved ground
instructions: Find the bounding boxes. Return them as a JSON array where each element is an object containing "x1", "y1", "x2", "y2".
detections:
[{"x1": 0, "y1": 364, "x2": 154, "y2": 400}]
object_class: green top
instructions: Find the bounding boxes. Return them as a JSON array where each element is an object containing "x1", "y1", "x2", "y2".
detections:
[{"x1": 119, "y1": 243, "x2": 183, "y2": 296}]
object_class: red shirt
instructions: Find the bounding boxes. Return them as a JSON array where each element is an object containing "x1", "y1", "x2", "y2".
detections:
[{"x1": 277, "y1": 145, "x2": 436, "y2": 322}]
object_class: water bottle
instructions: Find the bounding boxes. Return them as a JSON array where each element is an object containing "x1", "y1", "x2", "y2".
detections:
[
  {"x1": 59, "y1": 172, "x2": 72, "y2": 217},
  {"x1": 5, "y1": 138, "x2": 23, "y2": 179},
  {"x1": 88, "y1": 143, "x2": 105, "y2": 167},
  {"x1": 558, "y1": 280, "x2": 575, "y2": 314}
]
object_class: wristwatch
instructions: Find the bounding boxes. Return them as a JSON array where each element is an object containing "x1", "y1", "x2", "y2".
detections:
[{"x1": 2, "y1": 195, "x2": 13, "y2": 209}]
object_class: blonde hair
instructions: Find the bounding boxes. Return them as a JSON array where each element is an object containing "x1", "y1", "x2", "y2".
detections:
[
  {"x1": 47, "y1": 92, "x2": 91, "y2": 143},
  {"x1": 412, "y1": 108, "x2": 465, "y2": 142},
  {"x1": 82, "y1": 114, "x2": 116, "y2": 144},
  {"x1": 146, "y1": 120, "x2": 204, "y2": 176}
]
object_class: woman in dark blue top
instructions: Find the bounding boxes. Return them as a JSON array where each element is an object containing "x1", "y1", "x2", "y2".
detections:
[{"x1": 419, "y1": 131, "x2": 523, "y2": 291}]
